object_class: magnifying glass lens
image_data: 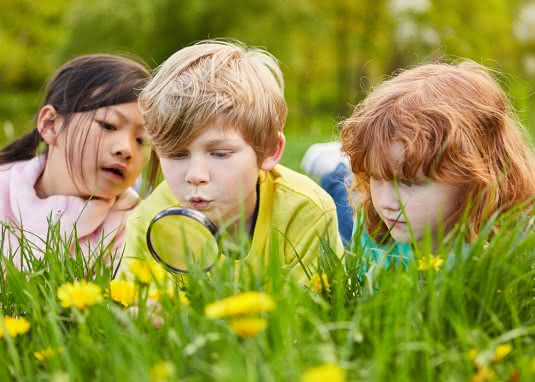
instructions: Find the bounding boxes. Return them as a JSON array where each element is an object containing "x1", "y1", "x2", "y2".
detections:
[{"x1": 147, "y1": 208, "x2": 220, "y2": 273}]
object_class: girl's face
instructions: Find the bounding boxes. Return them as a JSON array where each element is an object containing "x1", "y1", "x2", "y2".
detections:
[
  {"x1": 53, "y1": 102, "x2": 148, "y2": 200},
  {"x1": 369, "y1": 143, "x2": 464, "y2": 243},
  {"x1": 370, "y1": 177, "x2": 463, "y2": 243}
]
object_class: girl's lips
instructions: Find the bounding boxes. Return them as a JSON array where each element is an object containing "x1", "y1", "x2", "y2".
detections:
[
  {"x1": 101, "y1": 167, "x2": 125, "y2": 180},
  {"x1": 386, "y1": 218, "x2": 406, "y2": 226}
]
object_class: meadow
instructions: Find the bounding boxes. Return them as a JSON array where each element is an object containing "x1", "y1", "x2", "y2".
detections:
[
  {"x1": 1, "y1": 3, "x2": 535, "y2": 376},
  {"x1": 1, "y1": 87, "x2": 535, "y2": 381},
  {"x1": 0, "y1": 175, "x2": 534, "y2": 381}
]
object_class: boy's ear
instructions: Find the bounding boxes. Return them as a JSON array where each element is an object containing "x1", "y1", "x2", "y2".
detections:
[
  {"x1": 260, "y1": 132, "x2": 286, "y2": 171},
  {"x1": 37, "y1": 105, "x2": 62, "y2": 145}
]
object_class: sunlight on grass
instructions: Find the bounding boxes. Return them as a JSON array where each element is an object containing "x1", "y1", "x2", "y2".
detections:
[{"x1": 0, "y1": 204, "x2": 533, "y2": 381}]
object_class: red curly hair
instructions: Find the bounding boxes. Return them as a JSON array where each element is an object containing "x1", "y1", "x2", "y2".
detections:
[{"x1": 340, "y1": 61, "x2": 535, "y2": 242}]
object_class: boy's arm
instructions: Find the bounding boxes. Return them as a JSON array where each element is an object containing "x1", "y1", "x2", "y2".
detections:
[
  {"x1": 115, "y1": 210, "x2": 150, "y2": 279},
  {"x1": 284, "y1": 206, "x2": 344, "y2": 282}
]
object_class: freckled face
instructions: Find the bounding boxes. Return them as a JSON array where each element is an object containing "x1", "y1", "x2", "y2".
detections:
[{"x1": 369, "y1": 143, "x2": 463, "y2": 243}]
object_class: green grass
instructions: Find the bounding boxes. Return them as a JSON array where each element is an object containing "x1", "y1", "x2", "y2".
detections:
[
  {"x1": 1, "y1": 91, "x2": 534, "y2": 381},
  {"x1": 0, "y1": 204, "x2": 534, "y2": 381}
]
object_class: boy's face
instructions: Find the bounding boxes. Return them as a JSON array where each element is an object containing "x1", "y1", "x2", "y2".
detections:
[
  {"x1": 369, "y1": 143, "x2": 463, "y2": 243},
  {"x1": 159, "y1": 122, "x2": 262, "y2": 229}
]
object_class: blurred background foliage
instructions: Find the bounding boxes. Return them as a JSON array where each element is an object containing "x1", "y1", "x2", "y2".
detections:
[{"x1": 1, "y1": 0, "x2": 535, "y2": 157}]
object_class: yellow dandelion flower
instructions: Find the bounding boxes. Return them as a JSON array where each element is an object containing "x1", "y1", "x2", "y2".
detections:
[
  {"x1": 469, "y1": 348, "x2": 479, "y2": 361},
  {"x1": 418, "y1": 254, "x2": 444, "y2": 271},
  {"x1": 179, "y1": 292, "x2": 190, "y2": 305},
  {"x1": 129, "y1": 259, "x2": 165, "y2": 284},
  {"x1": 34, "y1": 347, "x2": 54, "y2": 361},
  {"x1": 205, "y1": 292, "x2": 275, "y2": 319},
  {"x1": 34, "y1": 346, "x2": 63, "y2": 361},
  {"x1": 492, "y1": 343, "x2": 512, "y2": 363},
  {"x1": 229, "y1": 317, "x2": 267, "y2": 337},
  {"x1": 0, "y1": 317, "x2": 31, "y2": 339},
  {"x1": 57, "y1": 280, "x2": 102, "y2": 310},
  {"x1": 149, "y1": 288, "x2": 190, "y2": 305},
  {"x1": 149, "y1": 361, "x2": 175, "y2": 382},
  {"x1": 471, "y1": 366, "x2": 496, "y2": 382},
  {"x1": 109, "y1": 280, "x2": 137, "y2": 307},
  {"x1": 301, "y1": 363, "x2": 346, "y2": 382},
  {"x1": 310, "y1": 273, "x2": 331, "y2": 293}
]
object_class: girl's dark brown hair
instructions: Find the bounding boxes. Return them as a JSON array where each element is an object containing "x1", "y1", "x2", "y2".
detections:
[
  {"x1": 341, "y1": 60, "x2": 535, "y2": 242},
  {"x1": 0, "y1": 54, "x2": 150, "y2": 167}
]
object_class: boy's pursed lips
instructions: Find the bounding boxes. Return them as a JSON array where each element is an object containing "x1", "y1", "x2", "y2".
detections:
[{"x1": 187, "y1": 196, "x2": 213, "y2": 209}]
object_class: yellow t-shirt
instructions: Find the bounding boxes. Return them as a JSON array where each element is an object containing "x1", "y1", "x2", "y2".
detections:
[{"x1": 118, "y1": 164, "x2": 343, "y2": 281}]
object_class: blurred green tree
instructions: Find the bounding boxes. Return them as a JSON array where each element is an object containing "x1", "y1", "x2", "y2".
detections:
[{"x1": 1, "y1": 0, "x2": 535, "y2": 138}]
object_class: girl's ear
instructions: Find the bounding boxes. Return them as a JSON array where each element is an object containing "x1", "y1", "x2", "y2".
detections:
[
  {"x1": 37, "y1": 105, "x2": 61, "y2": 145},
  {"x1": 260, "y1": 132, "x2": 286, "y2": 171}
]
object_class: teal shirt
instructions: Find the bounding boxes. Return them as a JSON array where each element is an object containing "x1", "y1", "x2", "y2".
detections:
[
  {"x1": 348, "y1": 220, "x2": 413, "y2": 271},
  {"x1": 348, "y1": 220, "x2": 468, "y2": 272}
]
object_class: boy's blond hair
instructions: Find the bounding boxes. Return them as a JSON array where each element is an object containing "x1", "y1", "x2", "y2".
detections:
[{"x1": 139, "y1": 40, "x2": 287, "y2": 162}]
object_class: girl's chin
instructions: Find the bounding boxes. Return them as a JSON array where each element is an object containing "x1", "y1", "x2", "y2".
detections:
[
  {"x1": 85, "y1": 188, "x2": 124, "y2": 201},
  {"x1": 388, "y1": 229, "x2": 414, "y2": 244}
]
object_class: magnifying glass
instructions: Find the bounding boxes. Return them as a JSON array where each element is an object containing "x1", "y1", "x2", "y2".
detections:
[{"x1": 146, "y1": 207, "x2": 221, "y2": 274}]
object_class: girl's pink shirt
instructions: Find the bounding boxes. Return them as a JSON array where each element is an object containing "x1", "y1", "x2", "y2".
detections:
[{"x1": 0, "y1": 156, "x2": 139, "y2": 270}]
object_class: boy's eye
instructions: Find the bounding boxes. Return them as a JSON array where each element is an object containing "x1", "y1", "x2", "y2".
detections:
[
  {"x1": 173, "y1": 152, "x2": 189, "y2": 159},
  {"x1": 211, "y1": 151, "x2": 230, "y2": 159},
  {"x1": 97, "y1": 121, "x2": 116, "y2": 131}
]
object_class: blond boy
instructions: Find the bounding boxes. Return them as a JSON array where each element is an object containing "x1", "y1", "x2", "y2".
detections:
[{"x1": 120, "y1": 40, "x2": 343, "y2": 280}]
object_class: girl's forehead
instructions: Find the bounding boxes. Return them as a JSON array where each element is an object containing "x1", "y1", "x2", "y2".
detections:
[
  {"x1": 366, "y1": 142, "x2": 404, "y2": 176},
  {"x1": 94, "y1": 102, "x2": 144, "y2": 123},
  {"x1": 390, "y1": 142, "x2": 405, "y2": 163},
  {"x1": 365, "y1": 142, "x2": 426, "y2": 180}
]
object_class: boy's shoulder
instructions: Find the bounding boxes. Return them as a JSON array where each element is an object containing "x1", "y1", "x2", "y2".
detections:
[
  {"x1": 267, "y1": 164, "x2": 337, "y2": 212},
  {"x1": 132, "y1": 180, "x2": 177, "y2": 222}
]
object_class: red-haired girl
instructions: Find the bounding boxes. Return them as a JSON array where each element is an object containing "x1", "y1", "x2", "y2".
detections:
[{"x1": 339, "y1": 60, "x2": 534, "y2": 263}]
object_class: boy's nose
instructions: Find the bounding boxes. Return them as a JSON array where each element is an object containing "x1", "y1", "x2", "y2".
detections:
[{"x1": 185, "y1": 160, "x2": 209, "y2": 185}]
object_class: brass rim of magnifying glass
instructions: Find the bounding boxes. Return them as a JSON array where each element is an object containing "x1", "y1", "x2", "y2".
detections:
[{"x1": 146, "y1": 207, "x2": 220, "y2": 274}]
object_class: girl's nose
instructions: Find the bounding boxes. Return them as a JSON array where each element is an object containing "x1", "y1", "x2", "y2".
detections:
[
  {"x1": 374, "y1": 182, "x2": 401, "y2": 212},
  {"x1": 112, "y1": 136, "x2": 134, "y2": 160}
]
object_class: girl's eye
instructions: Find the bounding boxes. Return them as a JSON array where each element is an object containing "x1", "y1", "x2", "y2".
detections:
[
  {"x1": 97, "y1": 121, "x2": 116, "y2": 131},
  {"x1": 211, "y1": 151, "x2": 230, "y2": 159}
]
